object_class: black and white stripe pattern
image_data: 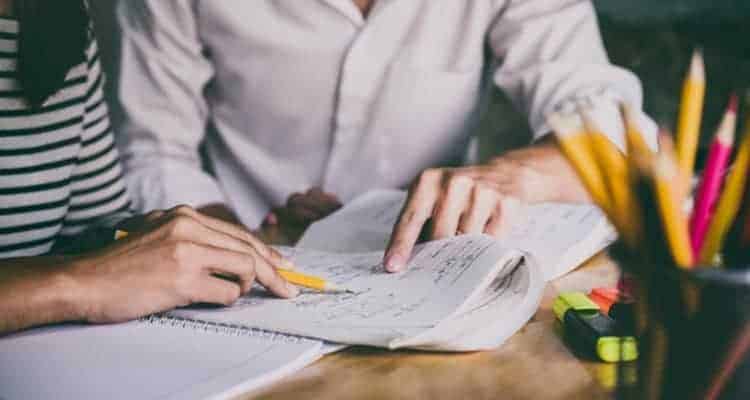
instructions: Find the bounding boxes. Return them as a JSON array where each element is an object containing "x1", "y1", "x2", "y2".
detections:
[{"x1": 0, "y1": 18, "x2": 131, "y2": 258}]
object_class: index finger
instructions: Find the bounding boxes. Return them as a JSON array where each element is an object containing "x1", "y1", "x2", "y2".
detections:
[
  {"x1": 189, "y1": 244, "x2": 299, "y2": 299},
  {"x1": 384, "y1": 171, "x2": 442, "y2": 272},
  {"x1": 170, "y1": 206, "x2": 296, "y2": 270}
]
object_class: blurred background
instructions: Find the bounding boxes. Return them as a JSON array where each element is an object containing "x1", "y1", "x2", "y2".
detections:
[
  {"x1": 480, "y1": 0, "x2": 750, "y2": 163},
  {"x1": 90, "y1": 1, "x2": 750, "y2": 166}
]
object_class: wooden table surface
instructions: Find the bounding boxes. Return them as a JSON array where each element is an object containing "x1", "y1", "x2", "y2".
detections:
[{"x1": 244, "y1": 228, "x2": 623, "y2": 400}]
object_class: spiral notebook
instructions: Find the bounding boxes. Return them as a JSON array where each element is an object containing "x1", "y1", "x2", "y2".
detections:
[{"x1": 0, "y1": 317, "x2": 324, "y2": 400}]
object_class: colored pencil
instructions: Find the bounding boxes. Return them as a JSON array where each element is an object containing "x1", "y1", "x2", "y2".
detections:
[
  {"x1": 116, "y1": 230, "x2": 350, "y2": 293},
  {"x1": 675, "y1": 49, "x2": 706, "y2": 176},
  {"x1": 701, "y1": 322, "x2": 750, "y2": 400},
  {"x1": 547, "y1": 112, "x2": 614, "y2": 218},
  {"x1": 653, "y1": 150, "x2": 695, "y2": 269},
  {"x1": 620, "y1": 103, "x2": 653, "y2": 159},
  {"x1": 700, "y1": 95, "x2": 750, "y2": 265},
  {"x1": 277, "y1": 269, "x2": 355, "y2": 293},
  {"x1": 690, "y1": 95, "x2": 738, "y2": 259},
  {"x1": 658, "y1": 130, "x2": 691, "y2": 212},
  {"x1": 579, "y1": 106, "x2": 637, "y2": 245},
  {"x1": 736, "y1": 201, "x2": 750, "y2": 263}
]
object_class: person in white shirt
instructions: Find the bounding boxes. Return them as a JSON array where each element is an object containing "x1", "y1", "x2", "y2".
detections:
[{"x1": 109, "y1": 0, "x2": 656, "y2": 273}]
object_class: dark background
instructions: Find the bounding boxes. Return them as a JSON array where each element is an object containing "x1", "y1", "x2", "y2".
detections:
[
  {"x1": 597, "y1": 0, "x2": 750, "y2": 137},
  {"x1": 481, "y1": 0, "x2": 750, "y2": 162}
]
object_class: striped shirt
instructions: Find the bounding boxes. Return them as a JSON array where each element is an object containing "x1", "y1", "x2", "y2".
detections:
[{"x1": 0, "y1": 17, "x2": 131, "y2": 258}]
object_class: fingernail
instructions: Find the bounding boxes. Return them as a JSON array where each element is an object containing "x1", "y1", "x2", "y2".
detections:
[
  {"x1": 286, "y1": 282, "x2": 300, "y2": 297},
  {"x1": 384, "y1": 253, "x2": 405, "y2": 273},
  {"x1": 280, "y1": 259, "x2": 296, "y2": 270}
]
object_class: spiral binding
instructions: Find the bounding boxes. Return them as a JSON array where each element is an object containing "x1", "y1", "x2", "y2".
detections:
[{"x1": 139, "y1": 314, "x2": 314, "y2": 344}]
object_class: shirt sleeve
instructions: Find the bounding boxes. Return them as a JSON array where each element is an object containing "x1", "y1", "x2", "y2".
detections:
[
  {"x1": 59, "y1": 37, "x2": 132, "y2": 237},
  {"x1": 109, "y1": 1, "x2": 229, "y2": 213},
  {"x1": 489, "y1": 0, "x2": 657, "y2": 150}
]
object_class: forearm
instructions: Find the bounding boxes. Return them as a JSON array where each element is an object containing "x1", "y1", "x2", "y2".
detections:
[
  {"x1": 486, "y1": 136, "x2": 591, "y2": 204},
  {"x1": 0, "y1": 257, "x2": 83, "y2": 335},
  {"x1": 490, "y1": 0, "x2": 656, "y2": 146}
]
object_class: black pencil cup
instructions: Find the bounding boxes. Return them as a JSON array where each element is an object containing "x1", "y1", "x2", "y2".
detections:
[{"x1": 610, "y1": 244, "x2": 750, "y2": 400}]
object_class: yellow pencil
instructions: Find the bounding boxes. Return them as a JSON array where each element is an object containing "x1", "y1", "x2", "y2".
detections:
[
  {"x1": 675, "y1": 49, "x2": 706, "y2": 176},
  {"x1": 620, "y1": 103, "x2": 653, "y2": 159},
  {"x1": 658, "y1": 129, "x2": 691, "y2": 207},
  {"x1": 653, "y1": 152, "x2": 695, "y2": 269},
  {"x1": 547, "y1": 112, "x2": 613, "y2": 217},
  {"x1": 699, "y1": 98, "x2": 750, "y2": 265},
  {"x1": 579, "y1": 106, "x2": 637, "y2": 244},
  {"x1": 114, "y1": 229, "x2": 350, "y2": 293},
  {"x1": 277, "y1": 269, "x2": 354, "y2": 293}
]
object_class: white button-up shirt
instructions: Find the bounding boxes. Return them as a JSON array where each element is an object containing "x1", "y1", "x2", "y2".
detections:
[{"x1": 109, "y1": 0, "x2": 655, "y2": 228}]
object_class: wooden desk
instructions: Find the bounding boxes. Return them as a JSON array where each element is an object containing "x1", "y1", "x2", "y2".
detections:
[{"x1": 246, "y1": 227, "x2": 623, "y2": 400}]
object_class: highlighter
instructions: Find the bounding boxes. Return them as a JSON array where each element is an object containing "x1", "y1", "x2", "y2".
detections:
[
  {"x1": 589, "y1": 287, "x2": 635, "y2": 331},
  {"x1": 554, "y1": 292, "x2": 638, "y2": 363}
]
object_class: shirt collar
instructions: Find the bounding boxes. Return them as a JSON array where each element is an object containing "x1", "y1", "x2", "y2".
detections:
[{"x1": 319, "y1": 0, "x2": 394, "y2": 27}]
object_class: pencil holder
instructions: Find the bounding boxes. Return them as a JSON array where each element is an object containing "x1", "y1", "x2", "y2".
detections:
[{"x1": 610, "y1": 244, "x2": 750, "y2": 400}]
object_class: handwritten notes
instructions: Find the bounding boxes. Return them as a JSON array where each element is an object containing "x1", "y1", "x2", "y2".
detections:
[
  {"x1": 170, "y1": 190, "x2": 611, "y2": 351},
  {"x1": 501, "y1": 203, "x2": 616, "y2": 280},
  {"x1": 298, "y1": 190, "x2": 614, "y2": 281},
  {"x1": 171, "y1": 235, "x2": 523, "y2": 348}
]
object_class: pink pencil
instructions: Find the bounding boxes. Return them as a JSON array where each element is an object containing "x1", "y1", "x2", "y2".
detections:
[{"x1": 690, "y1": 94, "x2": 739, "y2": 258}]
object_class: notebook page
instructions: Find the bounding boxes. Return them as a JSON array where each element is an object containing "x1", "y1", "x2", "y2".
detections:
[
  {"x1": 0, "y1": 322, "x2": 322, "y2": 400},
  {"x1": 299, "y1": 190, "x2": 614, "y2": 281},
  {"x1": 500, "y1": 203, "x2": 616, "y2": 281},
  {"x1": 170, "y1": 235, "x2": 520, "y2": 350},
  {"x1": 393, "y1": 258, "x2": 544, "y2": 351},
  {"x1": 297, "y1": 190, "x2": 405, "y2": 253}
]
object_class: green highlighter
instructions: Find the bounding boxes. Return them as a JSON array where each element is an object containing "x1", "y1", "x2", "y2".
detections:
[{"x1": 553, "y1": 292, "x2": 638, "y2": 363}]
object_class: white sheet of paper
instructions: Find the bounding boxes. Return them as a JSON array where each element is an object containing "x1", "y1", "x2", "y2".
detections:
[
  {"x1": 0, "y1": 322, "x2": 322, "y2": 400},
  {"x1": 298, "y1": 190, "x2": 614, "y2": 281},
  {"x1": 297, "y1": 190, "x2": 405, "y2": 253},
  {"x1": 499, "y1": 203, "x2": 616, "y2": 280},
  {"x1": 393, "y1": 257, "x2": 545, "y2": 351},
  {"x1": 171, "y1": 235, "x2": 521, "y2": 349}
]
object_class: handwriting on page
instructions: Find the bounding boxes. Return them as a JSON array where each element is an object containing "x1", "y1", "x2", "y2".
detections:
[
  {"x1": 228, "y1": 236, "x2": 496, "y2": 328},
  {"x1": 503, "y1": 204, "x2": 603, "y2": 253}
]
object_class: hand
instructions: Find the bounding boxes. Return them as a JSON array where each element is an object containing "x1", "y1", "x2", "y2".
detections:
[
  {"x1": 68, "y1": 205, "x2": 299, "y2": 324},
  {"x1": 198, "y1": 203, "x2": 243, "y2": 225},
  {"x1": 263, "y1": 188, "x2": 342, "y2": 239},
  {"x1": 383, "y1": 140, "x2": 589, "y2": 272}
]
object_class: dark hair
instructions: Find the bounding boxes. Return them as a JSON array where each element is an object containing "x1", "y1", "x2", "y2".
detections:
[{"x1": 16, "y1": 0, "x2": 90, "y2": 107}]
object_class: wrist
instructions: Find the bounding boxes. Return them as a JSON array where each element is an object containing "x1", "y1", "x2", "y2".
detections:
[
  {"x1": 488, "y1": 142, "x2": 589, "y2": 204},
  {"x1": 55, "y1": 256, "x2": 97, "y2": 322},
  {"x1": 0, "y1": 256, "x2": 92, "y2": 334}
]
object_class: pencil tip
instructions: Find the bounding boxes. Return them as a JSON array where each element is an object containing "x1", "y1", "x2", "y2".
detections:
[
  {"x1": 715, "y1": 95, "x2": 739, "y2": 143},
  {"x1": 728, "y1": 93, "x2": 739, "y2": 114},
  {"x1": 690, "y1": 49, "x2": 706, "y2": 79}
]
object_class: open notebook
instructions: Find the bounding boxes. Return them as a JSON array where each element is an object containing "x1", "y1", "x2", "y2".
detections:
[
  {"x1": 0, "y1": 319, "x2": 324, "y2": 400},
  {"x1": 298, "y1": 190, "x2": 616, "y2": 281},
  {"x1": 169, "y1": 190, "x2": 615, "y2": 351}
]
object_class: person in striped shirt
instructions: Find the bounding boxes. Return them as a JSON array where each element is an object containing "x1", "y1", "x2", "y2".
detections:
[{"x1": 0, "y1": 0, "x2": 298, "y2": 335}]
